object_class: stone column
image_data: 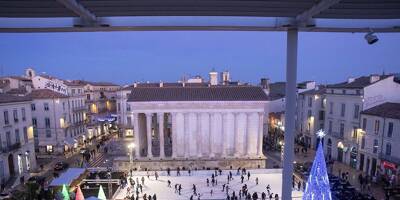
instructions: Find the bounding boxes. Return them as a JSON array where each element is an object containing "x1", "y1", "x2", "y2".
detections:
[
  {"x1": 176, "y1": 112, "x2": 185, "y2": 157},
  {"x1": 188, "y1": 112, "x2": 198, "y2": 157},
  {"x1": 183, "y1": 113, "x2": 190, "y2": 158},
  {"x1": 210, "y1": 112, "x2": 221, "y2": 158},
  {"x1": 247, "y1": 112, "x2": 259, "y2": 157},
  {"x1": 200, "y1": 112, "x2": 210, "y2": 156},
  {"x1": 234, "y1": 112, "x2": 246, "y2": 157},
  {"x1": 158, "y1": 113, "x2": 165, "y2": 158},
  {"x1": 171, "y1": 113, "x2": 177, "y2": 158},
  {"x1": 222, "y1": 112, "x2": 235, "y2": 156},
  {"x1": 146, "y1": 113, "x2": 153, "y2": 158},
  {"x1": 257, "y1": 113, "x2": 264, "y2": 157},
  {"x1": 133, "y1": 113, "x2": 140, "y2": 158},
  {"x1": 197, "y1": 113, "x2": 203, "y2": 158}
]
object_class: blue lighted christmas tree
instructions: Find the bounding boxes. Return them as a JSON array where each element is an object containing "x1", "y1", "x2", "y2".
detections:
[{"x1": 302, "y1": 130, "x2": 332, "y2": 200}]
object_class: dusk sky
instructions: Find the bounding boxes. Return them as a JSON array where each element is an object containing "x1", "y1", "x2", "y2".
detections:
[{"x1": 0, "y1": 31, "x2": 399, "y2": 85}]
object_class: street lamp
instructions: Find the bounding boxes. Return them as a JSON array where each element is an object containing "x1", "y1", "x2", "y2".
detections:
[{"x1": 128, "y1": 143, "x2": 135, "y2": 164}]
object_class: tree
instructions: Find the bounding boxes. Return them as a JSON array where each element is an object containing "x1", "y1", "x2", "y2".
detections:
[{"x1": 302, "y1": 130, "x2": 332, "y2": 200}]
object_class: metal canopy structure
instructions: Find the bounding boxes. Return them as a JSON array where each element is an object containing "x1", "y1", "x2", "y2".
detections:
[
  {"x1": 1, "y1": 1, "x2": 400, "y2": 199},
  {"x1": 0, "y1": 0, "x2": 400, "y2": 32}
]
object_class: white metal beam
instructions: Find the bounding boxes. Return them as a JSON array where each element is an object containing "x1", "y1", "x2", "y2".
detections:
[
  {"x1": 296, "y1": 0, "x2": 342, "y2": 24},
  {"x1": 56, "y1": 0, "x2": 97, "y2": 24}
]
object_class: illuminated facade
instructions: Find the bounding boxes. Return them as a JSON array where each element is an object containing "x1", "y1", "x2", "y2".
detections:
[{"x1": 0, "y1": 94, "x2": 36, "y2": 185}]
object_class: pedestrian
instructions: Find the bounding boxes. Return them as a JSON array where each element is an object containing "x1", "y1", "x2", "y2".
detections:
[
  {"x1": 227, "y1": 175, "x2": 230, "y2": 183},
  {"x1": 229, "y1": 171, "x2": 233, "y2": 180},
  {"x1": 141, "y1": 176, "x2": 145, "y2": 185},
  {"x1": 143, "y1": 193, "x2": 147, "y2": 200},
  {"x1": 241, "y1": 175, "x2": 244, "y2": 183},
  {"x1": 222, "y1": 184, "x2": 226, "y2": 192},
  {"x1": 210, "y1": 189, "x2": 213, "y2": 196},
  {"x1": 140, "y1": 184, "x2": 143, "y2": 193},
  {"x1": 193, "y1": 184, "x2": 197, "y2": 195},
  {"x1": 190, "y1": 195, "x2": 193, "y2": 200},
  {"x1": 153, "y1": 194, "x2": 157, "y2": 200},
  {"x1": 167, "y1": 180, "x2": 171, "y2": 187},
  {"x1": 174, "y1": 184, "x2": 178, "y2": 193},
  {"x1": 148, "y1": 194, "x2": 152, "y2": 200},
  {"x1": 155, "y1": 171, "x2": 159, "y2": 180},
  {"x1": 216, "y1": 178, "x2": 218, "y2": 185},
  {"x1": 177, "y1": 167, "x2": 181, "y2": 176},
  {"x1": 167, "y1": 168, "x2": 170, "y2": 176},
  {"x1": 189, "y1": 169, "x2": 191, "y2": 176},
  {"x1": 247, "y1": 171, "x2": 250, "y2": 180},
  {"x1": 207, "y1": 178, "x2": 209, "y2": 187},
  {"x1": 219, "y1": 169, "x2": 222, "y2": 175},
  {"x1": 212, "y1": 177, "x2": 215, "y2": 186},
  {"x1": 255, "y1": 177, "x2": 258, "y2": 185},
  {"x1": 274, "y1": 194, "x2": 279, "y2": 200},
  {"x1": 252, "y1": 192, "x2": 258, "y2": 200},
  {"x1": 178, "y1": 184, "x2": 182, "y2": 195},
  {"x1": 226, "y1": 185, "x2": 229, "y2": 195},
  {"x1": 261, "y1": 192, "x2": 266, "y2": 200}
]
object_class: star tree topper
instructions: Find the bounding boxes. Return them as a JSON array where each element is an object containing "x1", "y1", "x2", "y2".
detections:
[{"x1": 316, "y1": 129, "x2": 326, "y2": 139}]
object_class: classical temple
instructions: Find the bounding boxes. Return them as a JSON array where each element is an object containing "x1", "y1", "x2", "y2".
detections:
[{"x1": 115, "y1": 85, "x2": 270, "y2": 170}]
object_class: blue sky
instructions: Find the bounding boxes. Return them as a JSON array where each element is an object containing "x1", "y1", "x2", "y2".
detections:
[{"x1": 0, "y1": 31, "x2": 399, "y2": 85}]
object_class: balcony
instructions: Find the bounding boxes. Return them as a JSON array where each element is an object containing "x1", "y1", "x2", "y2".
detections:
[
  {"x1": 329, "y1": 131, "x2": 344, "y2": 140},
  {"x1": 379, "y1": 153, "x2": 400, "y2": 164},
  {"x1": 73, "y1": 106, "x2": 88, "y2": 112},
  {"x1": 1, "y1": 142, "x2": 21, "y2": 153}
]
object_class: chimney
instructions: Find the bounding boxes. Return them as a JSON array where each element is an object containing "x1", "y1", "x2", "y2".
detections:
[
  {"x1": 159, "y1": 81, "x2": 164, "y2": 88},
  {"x1": 182, "y1": 82, "x2": 185, "y2": 87},
  {"x1": 221, "y1": 71, "x2": 230, "y2": 85},
  {"x1": 209, "y1": 69, "x2": 218, "y2": 86},
  {"x1": 348, "y1": 77, "x2": 355, "y2": 83},
  {"x1": 133, "y1": 82, "x2": 138, "y2": 88},
  {"x1": 370, "y1": 75, "x2": 380, "y2": 83},
  {"x1": 260, "y1": 78, "x2": 270, "y2": 95}
]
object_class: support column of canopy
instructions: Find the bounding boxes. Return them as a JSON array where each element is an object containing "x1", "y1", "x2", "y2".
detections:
[
  {"x1": 133, "y1": 113, "x2": 140, "y2": 158},
  {"x1": 210, "y1": 112, "x2": 222, "y2": 158},
  {"x1": 223, "y1": 112, "x2": 235, "y2": 156},
  {"x1": 257, "y1": 112, "x2": 264, "y2": 157},
  {"x1": 146, "y1": 113, "x2": 153, "y2": 158},
  {"x1": 158, "y1": 113, "x2": 165, "y2": 158},
  {"x1": 183, "y1": 113, "x2": 190, "y2": 158},
  {"x1": 246, "y1": 112, "x2": 259, "y2": 157},
  {"x1": 282, "y1": 28, "x2": 298, "y2": 200},
  {"x1": 234, "y1": 112, "x2": 246, "y2": 157},
  {"x1": 196, "y1": 113, "x2": 202, "y2": 157}
]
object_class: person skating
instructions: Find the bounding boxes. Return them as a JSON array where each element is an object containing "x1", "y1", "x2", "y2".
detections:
[
  {"x1": 178, "y1": 184, "x2": 182, "y2": 195},
  {"x1": 190, "y1": 195, "x2": 193, "y2": 200},
  {"x1": 167, "y1": 180, "x2": 171, "y2": 187},
  {"x1": 155, "y1": 171, "x2": 159, "y2": 180},
  {"x1": 247, "y1": 171, "x2": 250, "y2": 181},
  {"x1": 255, "y1": 177, "x2": 258, "y2": 185},
  {"x1": 148, "y1": 194, "x2": 152, "y2": 200},
  {"x1": 261, "y1": 192, "x2": 266, "y2": 200},
  {"x1": 141, "y1": 176, "x2": 145, "y2": 185},
  {"x1": 210, "y1": 189, "x2": 213, "y2": 196},
  {"x1": 192, "y1": 184, "x2": 197, "y2": 195},
  {"x1": 206, "y1": 178, "x2": 209, "y2": 186},
  {"x1": 222, "y1": 184, "x2": 226, "y2": 192},
  {"x1": 274, "y1": 194, "x2": 279, "y2": 200},
  {"x1": 252, "y1": 192, "x2": 258, "y2": 200},
  {"x1": 153, "y1": 194, "x2": 157, "y2": 200},
  {"x1": 241, "y1": 175, "x2": 244, "y2": 183},
  {"x1": 174, "y1": 184, "x2": 178, "y2": 193}
]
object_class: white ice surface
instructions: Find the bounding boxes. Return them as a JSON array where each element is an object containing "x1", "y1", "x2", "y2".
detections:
[{"x1": 114, "y1": 169, "x2": 302, "y2": 200}]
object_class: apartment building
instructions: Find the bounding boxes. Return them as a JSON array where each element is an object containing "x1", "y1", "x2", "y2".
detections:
[
  {"x1": 324, "y1": 74, "x2": 400, "y2": 169},
  {"x1": 28, "y1": 89, "x2": 87, "y2": 155},
  {"x1": 296, "y1": 86, "x2": 326, "y2": 150},
  {"x1": 0, "y1": 94, "x2": 36, "y2": 185},
  {"x1": 359, "y1": 102, "x2": 400, "y2": 179}
]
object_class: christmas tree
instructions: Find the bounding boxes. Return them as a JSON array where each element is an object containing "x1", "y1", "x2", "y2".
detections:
[
  {"x1": 75, "y1": 185, "x2": 85, "y2": 200},
  {"x1": 302, "y1": 130, "x2": 332, "y2": 200},
  {"x1": 98, "y1": 185, "x2": 107, "y2": 200},
  {"x1": 61, "y1": 184, "x2": 70, "y2": 200}
]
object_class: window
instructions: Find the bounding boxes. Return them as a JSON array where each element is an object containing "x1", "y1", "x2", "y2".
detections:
[
  {"x1": 373, "y1": 139, "x2": 378, "y2": 153},
  {"x1": 62, "y1": 102, "x2": 65, "y2": 111},
  {"x1": 386, "y1": 143, "x2": 392, "y2": 156},
  {"x1": 308, "y1": 96, "x2": 312, "y2": 107},
  {"x1": 23, "y1": 127, "x2": 28, "y2": 143},
  {"x1": 86, "y1": 94, "x2": 90, "y2": 100},
  {"x1": 339, "y1": 123, "x2": 345, "y2": 138},
  {"x1": 374, "y1": 120, "x2": 380, "y2": 134},
  {"x1": 356, "y1": 90, "x2": 360, "y2": 95},
  {"x1": 319, "y1": 110, "x2": 325, "y2": 120},
  {"x1": 15, "y1": 129, "x2": 20, "y2": 143},
  {"x1": 45, "y1": 118, "x2": 51, "y2": 128},
  {"x1": 388, "y1": 122, "x2": 393, "y2": 138},
  {"x1": 127, "y1": 116, "x2": 132, "y2": 126},
  {"x1": 307, "y1": 110, "x2": 312, "y2": 118},
  {"x1": 126, "y1": 103, "x2": 131, "y2": 111},
  {"x1": 6, "y1": 131, "x2": 11, "y2": 147},
  {"x1": 328, "y1": 121, "x2": 332, "y2": 134},
  {"x1": 342, "y1": 90, "x2": 346, "y2": 94},
  {"x1": 71, "y1": 101, "x2": 74, "y2": 108},
  {"x1": 32, "y1": 118, "x2": 37, "y2": 127},
  {"x1": 21, "y1": 108, "x2": 26, "y2": 121},
  {"x1": 354, "y1": 105, "x2": 360, "y2": 119},
  {"x1": 340, "y1": 103, "x2": 346, "y2": 117},
  {"x1": 78, "y1": 89, "x2": 81, "y2": 94},
  {"x1": 46, "y1": 145, "x2": 53, "y2": 153},
  {"x1": 352, "y1": 127, "x2": 357, "y2": 139},
  {"x1": 13, "y1": 109, "x2": 18, "y2": 123},
  {"x1": 329, "y1": 102, "x2": 334, "y2": 114},
  {"x1": 46, "y1": 130, "x2": 51, "y2": 138},
  {"x1": 44, "y1": 103, "x2": 49, "y2": 111},
  {"x1": 72, "y1": 89, "x2": 75, "y2": 95},
  {"x1": 361, "y1": 136, "x2": 365, "y2": 149},
  {"x1": 320, "y1": 123, "x2": 324, "y2": 130},
  {"x1": 362, "y1": 118, "x2": 367, "y2": 130},
  {"x1": 31, "y1": 103, "x2": 35, "y2": 111},
  {"x1": 3, "y1": 110, "x2": 9, "y2": 125}
]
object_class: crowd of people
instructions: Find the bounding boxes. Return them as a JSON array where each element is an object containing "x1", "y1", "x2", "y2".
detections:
[{"x1": 121, "y1": 167, "x2": 281, "y2": 200}]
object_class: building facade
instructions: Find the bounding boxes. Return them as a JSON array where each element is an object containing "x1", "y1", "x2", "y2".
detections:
[
  {"x1": 296, "y1": 86, "x2": 326, "y2": 150},
  {"x1": 324, "y1": 75, "x2": 400, "y2": 169},
  {"x1": 359, "y1": 103, "x2": 400, "y2": 180},
  {"x1": 0, "y1": 94, "x2": 36, "y2": 186}
]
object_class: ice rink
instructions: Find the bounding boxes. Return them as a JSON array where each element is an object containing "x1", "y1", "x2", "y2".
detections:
[{"x1": 114, "y1": 169, "x2": 303, "y2": 200}]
